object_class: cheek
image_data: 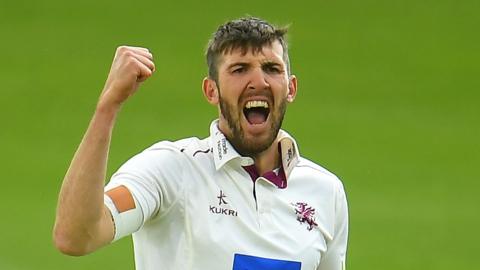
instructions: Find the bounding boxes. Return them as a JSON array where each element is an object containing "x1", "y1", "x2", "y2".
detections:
[
  {"x1": 269, "y1": 77, "x2": 290, "y2": 97},
  {"x1": 220, "y1": 80, "x2": 246, "y2": 101}
]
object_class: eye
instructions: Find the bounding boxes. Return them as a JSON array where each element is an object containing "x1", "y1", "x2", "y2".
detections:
[
  {"x1": 232, "y1": 67, "x2": 245, "y2": 73},
  {"x1": 230, "y1": 64, "x2": 248, "y2": 74},
  {"x1": 264, "y1": 64, "x2": 282, "y2": 74}
]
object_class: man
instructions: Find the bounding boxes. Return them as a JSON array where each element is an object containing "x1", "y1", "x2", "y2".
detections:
[{"x1": 54, "y1": 17, "x2": 348, "y2": 270}]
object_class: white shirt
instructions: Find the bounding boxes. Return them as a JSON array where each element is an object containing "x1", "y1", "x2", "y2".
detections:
[{"x1": 104, "y1": 120, "x2": 348, "y2": 270}]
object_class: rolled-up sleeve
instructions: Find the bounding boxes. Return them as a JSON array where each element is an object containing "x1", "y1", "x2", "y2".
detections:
[{"x1": 104, "y1": 142, "x2": 185, "y2": 241}]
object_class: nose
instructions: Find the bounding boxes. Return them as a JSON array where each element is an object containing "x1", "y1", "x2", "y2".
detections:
[{"x1": 247, "y1": 67, "x2": 270, "y2": 90}]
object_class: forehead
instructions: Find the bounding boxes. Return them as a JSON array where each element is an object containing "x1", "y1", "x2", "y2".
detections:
[{"x1": 218, "y1": 40, "x2": 285, "y2": 68}]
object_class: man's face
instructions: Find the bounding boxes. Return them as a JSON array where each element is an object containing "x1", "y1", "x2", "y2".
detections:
[{"x1": 212, "y1": 41, "x2": 297, "y2": 157}]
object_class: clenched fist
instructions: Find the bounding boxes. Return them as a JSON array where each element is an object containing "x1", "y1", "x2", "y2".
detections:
[{"x1": 99, "y1": 46, "x2": 155, "y2": 108}]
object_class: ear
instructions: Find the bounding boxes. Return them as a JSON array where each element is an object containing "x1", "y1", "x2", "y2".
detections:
[
  {"x1": 287, "y1": 75, "x2": 298, "y2": 102},
  {"x1": 202, "y1": 77, "x2": 219, "y2": 105}
]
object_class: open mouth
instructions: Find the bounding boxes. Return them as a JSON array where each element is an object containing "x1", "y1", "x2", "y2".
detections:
[{"x1": 243, "y1": 100, "x2": 270, "y2": 125}]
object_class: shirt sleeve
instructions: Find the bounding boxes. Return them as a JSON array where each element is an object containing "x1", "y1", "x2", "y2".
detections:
[
  {"x1": 318, "y1": 180, "x2": 349, "y2": 270},
  {"x1": 104, "y1": 143, "x2": 186, "y2": 241}
]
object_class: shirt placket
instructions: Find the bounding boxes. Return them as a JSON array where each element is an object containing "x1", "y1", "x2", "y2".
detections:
[{"x1": 254, "y1": 177, "x2": 275, "y2": 230}]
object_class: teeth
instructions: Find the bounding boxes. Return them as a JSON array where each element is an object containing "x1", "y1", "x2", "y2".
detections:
[{"x1": 245, "y1": 100, "x2": 269, "y2": 109}]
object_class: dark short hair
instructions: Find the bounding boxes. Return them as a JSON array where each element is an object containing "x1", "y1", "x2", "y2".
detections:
[{"x1": 206, "y1": 17, "x2": 290, "y2": 81}]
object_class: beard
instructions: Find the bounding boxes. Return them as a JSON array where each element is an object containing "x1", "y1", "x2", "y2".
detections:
[{"x1": 218, "y1": 89, "x2": 287, "y2": 158}]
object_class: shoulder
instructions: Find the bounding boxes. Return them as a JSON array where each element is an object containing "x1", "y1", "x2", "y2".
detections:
[
  {"x1": 141, "y1": 136, "x2": 215, "y2": 168},
  {"x1": 294, "y1": 157, "x2": 345, "y2": 192},
  {"x1": 146, "y1": 137, "x2": 212, "y2": 160},
  {"x1": 145, "y1": 137, "x2": 203, "y2": 152},
  {"x1": 296, "y1": 157, "x2": 338, "y2": 179},
  {"x1": 117, "y1": 137, "x2": 206, "y2": 172}
]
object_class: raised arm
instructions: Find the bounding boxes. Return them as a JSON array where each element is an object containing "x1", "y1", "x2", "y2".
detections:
[{"x1": 53, "y1": 46, "x2": 155, "y2": 256}]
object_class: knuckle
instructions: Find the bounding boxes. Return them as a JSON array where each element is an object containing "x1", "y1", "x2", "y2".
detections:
[
  {"x1": 142, "y1": 68, "x2": 152, "y2": 78},
  {"x1": 116, "y1": 46, "x2": 127, "y2": 53},
  {"x1": 125, "y1": 57, "x2": 137, "y2": 67},
  {"x1": 123, "y1": 50, "x2": 133, "y2": 58}
]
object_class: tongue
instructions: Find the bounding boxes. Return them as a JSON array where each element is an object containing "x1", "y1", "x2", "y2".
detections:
[{"x1": 246, "y1": 110, "x2": 267, "y2": 125}]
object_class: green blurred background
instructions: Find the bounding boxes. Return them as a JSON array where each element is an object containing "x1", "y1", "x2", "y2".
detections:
[{"x1": 1, "y1": 0, "x2": 478, "y2": 269}]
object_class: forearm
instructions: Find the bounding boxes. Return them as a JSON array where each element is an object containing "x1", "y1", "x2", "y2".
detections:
[
  {"x1": 53, "y1": 46, "x2": 154, "y2": 255},
  {"x1": 54, "y1": 102, "x2": 120, "y2": 255}
]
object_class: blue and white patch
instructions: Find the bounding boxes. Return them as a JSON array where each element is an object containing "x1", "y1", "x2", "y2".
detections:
[{"x1": 232, "y1": 254, "x2": 301, "y2": 270}]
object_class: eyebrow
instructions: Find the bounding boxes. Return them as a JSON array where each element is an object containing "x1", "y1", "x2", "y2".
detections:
[
  {"x1": 261, "y1": 61, "x2": 282, "y2": 68},
  {"x1": 226, "y1": 62, "x2": 250, "y2": 70},
  {"x1": 226, "y1": 61, "x2": 282, "y2": 70}
]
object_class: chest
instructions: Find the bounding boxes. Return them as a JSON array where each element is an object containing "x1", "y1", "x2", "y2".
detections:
[{"x1": 184, "y1": 167, "x2": 328, "y2": 270}]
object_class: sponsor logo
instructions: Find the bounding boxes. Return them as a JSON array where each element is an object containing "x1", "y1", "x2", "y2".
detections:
[
  {"x1": 292, "y1": 202, "x2": 318, "y2": 231},
  {"x1": 209, "y1": 206, "x2": 238, "y2": 216},
  {"x1": 209, "y1": 190, "x2": 238, "y2": 217},
  {"x1": 217, "y1": 140, "x2": 223, "y2": 160},
  {"x1": 217, "y1": 190, "x2": 227, "y2": 205},
  {"x1": 286, "y1": 147, "x2": 294, "y2": 167},
  {"x1": 233, "y1": 254, "x2": 301, "y2": 270},
  {"x1": 216, "y1": 138, "x2": 228, "y2": 160}
]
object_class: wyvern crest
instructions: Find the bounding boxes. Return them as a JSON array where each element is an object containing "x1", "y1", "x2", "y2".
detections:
[{"x1": 292, "y1": 202, "x2": 318, "y2": 231}]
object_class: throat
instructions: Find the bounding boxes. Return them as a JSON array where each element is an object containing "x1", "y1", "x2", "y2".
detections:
[
  {"x1": 245, "y1": 108, "x2": 268, "y2": 124},
  {"x1": 252, "y1": 142, "x2": 281, "y2": 175}
]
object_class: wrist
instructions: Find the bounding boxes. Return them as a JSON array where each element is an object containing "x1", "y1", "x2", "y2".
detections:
[{"x1": 95, "y1": 98, "x2": 122, "y2": 118}]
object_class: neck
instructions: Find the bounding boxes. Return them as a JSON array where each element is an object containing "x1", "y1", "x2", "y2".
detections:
[
  {"x1": 252, "y1": 137, "x2": 280, "y2": 175},
  {"x1": 217, "y1": 119, "x2": 281, "y2": 175}
]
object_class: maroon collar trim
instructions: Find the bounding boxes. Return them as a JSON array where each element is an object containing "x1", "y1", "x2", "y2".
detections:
[{"x1": 242, "y1": 165, "x2": 287, "y2": 189}]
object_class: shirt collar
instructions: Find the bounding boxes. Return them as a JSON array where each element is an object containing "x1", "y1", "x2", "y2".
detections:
[
  {"x1": 209, "y1": 119, "x2": 300, "y2": 180},
  {"x1": 277, "y1": 129, "x2": 300, "y2": 180}
]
